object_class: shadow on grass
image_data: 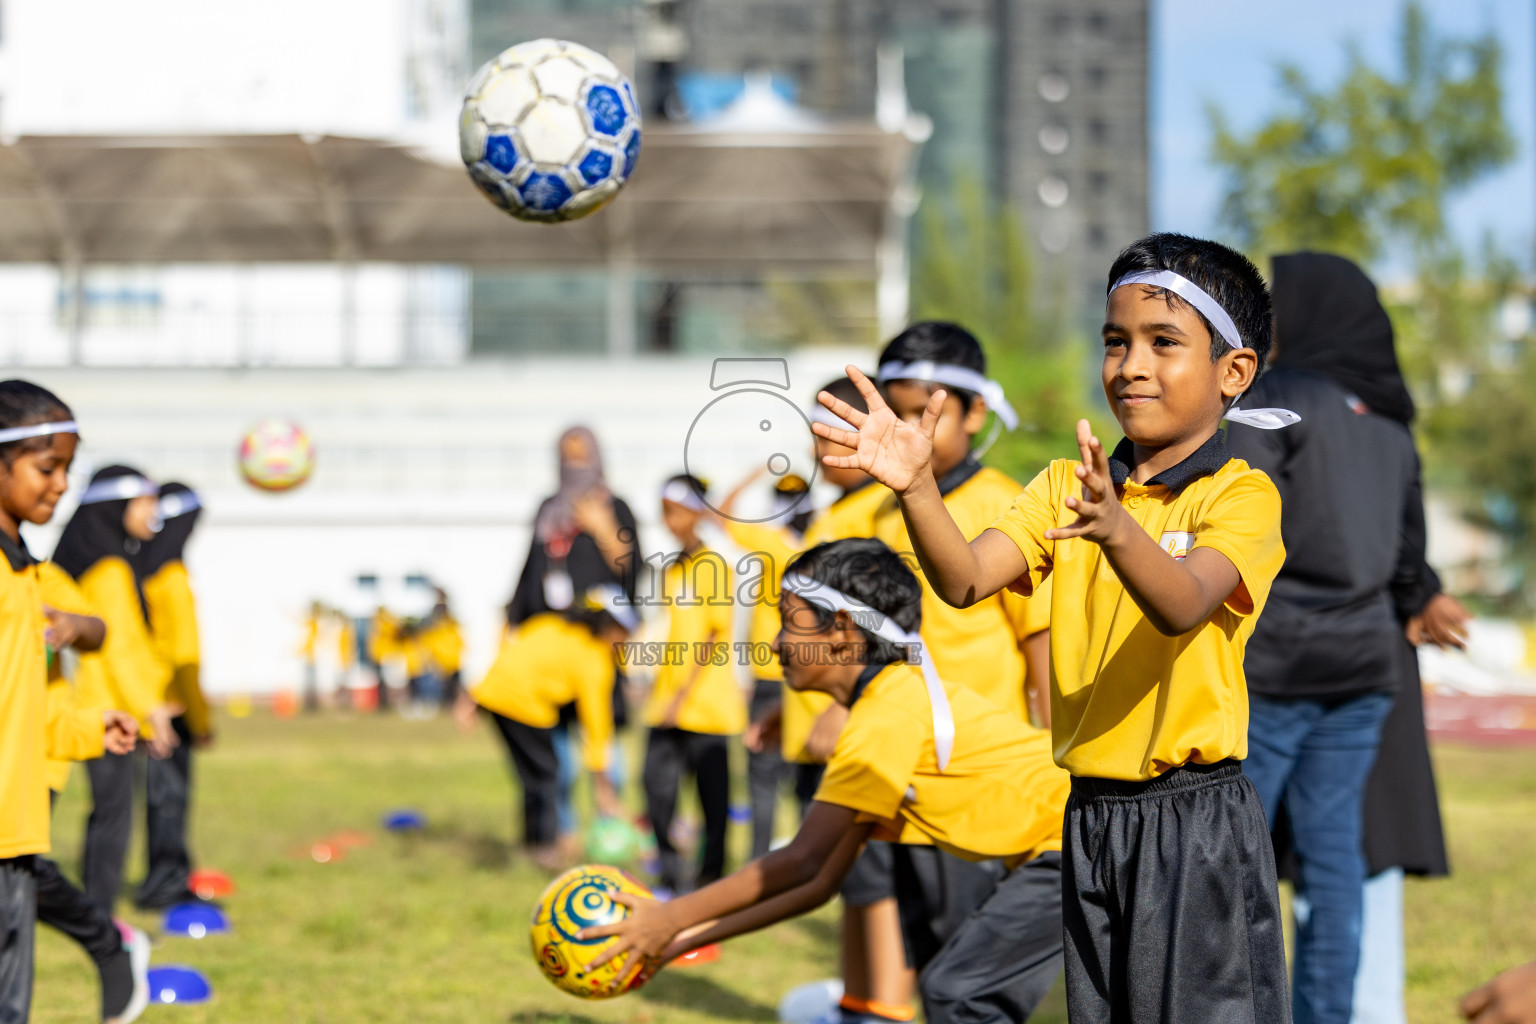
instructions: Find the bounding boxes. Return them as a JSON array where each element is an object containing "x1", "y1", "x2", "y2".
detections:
[
  {"x1": 792, "y1": 913, "x2": 838, "y2": 947},
  {"x1": 383, "y1": 823, "x2": 514, "y2": 871},
  {"x1": 639, "y1": 969, "x2": 778, "y2": 1022},
  {"x1": 506, "y1": 1012, "x2": 609, "y2": 1024}
]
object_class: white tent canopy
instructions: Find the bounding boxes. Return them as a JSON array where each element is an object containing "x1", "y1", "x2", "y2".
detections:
[{"x1": 0, "y1": 125, "x2": 919, "y2": 271}]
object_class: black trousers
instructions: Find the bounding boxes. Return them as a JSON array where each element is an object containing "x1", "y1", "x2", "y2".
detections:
[
  {"x1": 1063, "y1": 761, "x2": 1290, "y2": 1024},
  {"x1": 643, "y1": 728, "x2": 730, "y2": 891},
  {"x1": 0, "y1": 856, "x2": 37, "y2": 1024},
  {"x1": 746, "y1": 679, "x2": 788, "y2": 859},
  {"x1": 137, "y1": 715, "x2": 195, "y2": 908},
  {"x1": 491, "y1": 714, "x2": 561, "y2": 847},
  {"x1": 915, "y1": 852, "x2": 1065, "y2": 1024},
  {"x1": 891, "y1": 844, "x2": 1007, "y2": 973},
  {"x1": 83, "y1": 750, "x2": 136, "y2": 915}
]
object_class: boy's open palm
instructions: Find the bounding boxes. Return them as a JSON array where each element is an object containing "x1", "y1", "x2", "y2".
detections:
[
  {"x1": 1046, "y1": 420, "x2": 1127, "y2": 545},
  {"x1": 812, "y1": 365, "x2": 942, "y2": 495}
]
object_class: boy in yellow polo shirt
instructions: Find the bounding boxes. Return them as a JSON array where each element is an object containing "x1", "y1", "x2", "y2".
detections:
[
  {"x1": 813, "y1": 233, "x2": 1293, "y2": 1023},
  {"x1": 584, "y1": 539, "x2": 1069, "y2": 1023},
  {"x1": 643, "y1": 475, "x2": 744, "y2": 894}
]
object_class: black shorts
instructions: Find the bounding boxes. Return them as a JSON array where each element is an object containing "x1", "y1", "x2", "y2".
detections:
[
  {"x1": 1063, "y1": 760, "x2": 1290, "y2": 1024},
  {"x1": 839, "y1": 838, "x2": 895, "y2": 907}
]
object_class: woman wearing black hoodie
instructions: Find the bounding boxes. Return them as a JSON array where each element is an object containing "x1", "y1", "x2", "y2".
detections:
[{"x1": 1228, "y1": 253, "x2": 1437, "y2": 1024}]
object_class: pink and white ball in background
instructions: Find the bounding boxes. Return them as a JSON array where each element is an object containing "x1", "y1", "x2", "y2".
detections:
[{"x1": 238, "y1": 419, "x2": 315, "y2": 492}]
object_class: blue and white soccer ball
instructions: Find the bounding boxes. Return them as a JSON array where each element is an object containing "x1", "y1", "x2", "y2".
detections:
[{"x1": 459, "y1": 39, "x2": 642, "y2": 224}]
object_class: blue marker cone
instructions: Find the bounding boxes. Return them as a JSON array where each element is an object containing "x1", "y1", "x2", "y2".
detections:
[
  {"x1": 147, "y1": 965, "x2": 212, "y2": 1004},
  {"x1": 382, "y1": 809, "x2": 425, "y2": 831},
  {"x1": 163, "y1": 902, "x2": 229, "y2": 939}
]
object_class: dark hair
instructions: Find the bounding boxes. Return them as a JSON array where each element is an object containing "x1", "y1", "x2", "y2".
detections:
[
  {"x1": 1106, "y1": 233, "x2": 1273, "y2": 374},
  {"x1": 565, "y1": 605, "x2": 627, "y2": 638},
  {"x1": 0, "y1": 380, "x2": 73, "y2": 465},
  {"x1": 877, "y1": 322, "x2": 986, "y2": 414},
  {"x1": 783, "y1": 538, "x2": 921, "y2": 665},
  {"x1": 817, "y1": 375, "x2": 871, "y2": 416}
]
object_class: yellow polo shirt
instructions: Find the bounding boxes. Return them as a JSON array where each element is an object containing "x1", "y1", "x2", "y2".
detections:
[
  {"x1": 2, "y1": 535, "x2": 102, "y2": 857},
  {"x1": 643, "y1": 546, "x2": 745, "y2": 735},
  {"x1": 873, "y1": 464, "x2": 1047, "y2": 724},
  {"x1": 986, "y1": 435, "x2": 1285, "y2": 780},
  {"x1": 814, "y1": 662, "x2": 1068, "y2": 868},
  {"x1": 471, "y1": 614, "x2": 617, "y2": 773}
]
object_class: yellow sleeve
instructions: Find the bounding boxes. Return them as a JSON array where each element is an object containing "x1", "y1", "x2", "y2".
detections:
[
  {"x1": 79, "y1": 559, "x2": 173, "y2": 730},
  {"x1": 1191, "y1": 470, "x2": 1287, "y2": 617},
  {"x1": 573, "y1": 641, "x2": 615, "y2": 774},
  {"x1": 813, "y1": 698, "x2": 924, "y2": 823},
  {"x1": 708, "y1": 557, "x2": 735, "y2": 638},
  {"x1": 38, "y1": 562, "x2": 95, "y2": 615},
  {"x1": 172, "y1": 664, "x2": 212, "y2": 739},
  {"x1": 44, "y1": 678, "x2": 104, "y2": 763},
  {"x1": 984, "y1": 463, "x2": 1068, "y2": 596}
]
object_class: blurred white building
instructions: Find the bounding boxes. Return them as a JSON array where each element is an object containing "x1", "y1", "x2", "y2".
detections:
[{"x1": 0, "y1": 0, "x2": 912, "y2": 692}]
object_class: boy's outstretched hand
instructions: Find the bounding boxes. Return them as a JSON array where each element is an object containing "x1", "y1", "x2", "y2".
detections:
[
  {"x1": 1045, "y1": 420, "x2": 1129, "y2": 546},
  {"x1": 812, "y1": 365, "x2": 945, "y2": 496}
]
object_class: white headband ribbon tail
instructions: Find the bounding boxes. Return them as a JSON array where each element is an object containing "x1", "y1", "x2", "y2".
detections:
[
  {"x1": 876, "y1": 361, "x2": 1019, "y2": 431},
  {"x1": 809, "y1": 405, "x2": 858, "y2": 434},
  {"x1": 1110, "y1": 270, "x2": 1301, "y2": 431},
  {"x1": 78, "y1": 475, "x2": 158, "y2": 505},
  {"x1": 661, "y1": 479, "x2": 707, "y2": 512},
  {"x1": 158, "y1": 492, "x2": 201, "y2": 519},
  {"x1": 584, "y1": 583, "x2": 640, "y2": 632},
  {"x1": 781, "y1": 572, "x2": 954, "y2": 772},
  {"x1": 0, "y1": 420, "x2": 78, "y2": 444}
]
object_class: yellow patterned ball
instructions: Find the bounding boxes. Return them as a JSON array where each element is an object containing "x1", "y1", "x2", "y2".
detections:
[{"x1": 529, "y1": 864, "x2": 652, "y2": 999}]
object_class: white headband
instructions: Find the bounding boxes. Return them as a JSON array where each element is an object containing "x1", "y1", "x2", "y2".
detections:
[
  {"x1": 661, "y1": 479, "x2": 706, "y2": 512},
  {"x1": 582, "y1": 583, "x2": 639, "y2": 632},
  {"x1": 0, "y1": 420, "x2": 78, "y2": 445},
  {"x1": 876, "y1": 361, "x2": 1019, "y2": 430},
  {"x1": 1110, "y1": 270, "x2": 1301, "y2": 431},
  {"x1": 78, "y1": 474, "x2": 158, "y2": 505},
  {"x1": 781, "y1": 572, "x2": 954, "y2": 771},
  {"x1": 809, "y1": 405, "x2": 858, "y2": 434},
  {"x1": 158, "y1": 492, "x2": 201, "y2": 519}
]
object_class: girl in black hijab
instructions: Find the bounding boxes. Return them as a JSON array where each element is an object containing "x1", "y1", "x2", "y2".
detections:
[
  {"x1": 131, "y1": 482, "x2": 211, "y2": 910},
  {"x1": 53, "y1": 465, "x2": 176, "y2": 915}
]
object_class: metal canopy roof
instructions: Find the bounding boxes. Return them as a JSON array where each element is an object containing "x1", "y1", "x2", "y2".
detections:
[{"x1": 0, "y1": 125, "x2": 917, "y2": 270}]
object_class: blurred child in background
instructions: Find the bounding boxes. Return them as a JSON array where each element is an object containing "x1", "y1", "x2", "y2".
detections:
[
  {"x1": 53, "y1": 465, "x2": 178, "y2": 916},
  {"x1": 643, "y1": 475, "x2": 744, "y2": 895},
  {"x1": 423, "y1": 595, "x2": 464, "y2": 710},
  {"x1": 132, "y1": 482, "x2": 212, "y2": 911},
  {"x1": 456, "y1": 585, "x2": 634, "y2": 871}
]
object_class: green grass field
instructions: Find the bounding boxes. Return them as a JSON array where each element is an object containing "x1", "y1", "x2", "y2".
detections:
[{"x1": 31, "y1": 711, "x2": 1536, "y2": 1023}]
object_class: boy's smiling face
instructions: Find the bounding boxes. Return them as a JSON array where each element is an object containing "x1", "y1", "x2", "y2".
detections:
[{"x1": 1101, "y1": 284, "x2": 1257, "y2": 449}]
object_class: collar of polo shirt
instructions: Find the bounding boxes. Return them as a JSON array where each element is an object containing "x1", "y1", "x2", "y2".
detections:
[{"x1": 1106, "y1": 431, "x2": 1232, "y2": 495}]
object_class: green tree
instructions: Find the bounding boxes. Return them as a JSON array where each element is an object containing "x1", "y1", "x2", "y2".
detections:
[
  {"x1": 908, "y1": 178, "x2": 1092, "y2": 482},
  {"x1": 1210, "y1": 2, "x2": 1513, "y2": 266},
  {"x1": 1209, "y1": 1, "x2": 1534, "y2": 600}
]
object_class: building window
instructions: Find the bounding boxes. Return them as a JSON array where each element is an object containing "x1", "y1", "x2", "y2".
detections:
[
  {"x1": 1087, "y1": 11, "x2": 1108, "y2": 35},
  {"x1": 1089, "y1": 119, "x2": 1108, "y2": 144},
  {"x1": 1048, "y1": 10, "x2": 1071, "y2": 33},
  {"x1": 1089, "y1": 171, "x2": 1109, "y2": 195},
  {"x1": 1087, "y1": 224, "x2": 1107, "y2": 247},
  {"x1": 1087, "y1": 65, "x2": 1108, "y2": 89}
]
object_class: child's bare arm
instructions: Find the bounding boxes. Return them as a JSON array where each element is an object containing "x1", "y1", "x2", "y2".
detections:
[
  {"x1": 813, "y1": 366, "x2": 1028, "y2": 607},
  {"x1": 1051, "y1": 420, "x2": 1240, "y2": 635},
  {"x1": 581, "y1": 801, "x2": 860, "y2": 972}
]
